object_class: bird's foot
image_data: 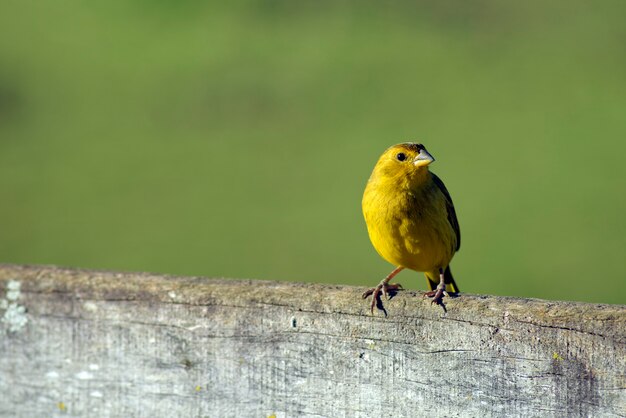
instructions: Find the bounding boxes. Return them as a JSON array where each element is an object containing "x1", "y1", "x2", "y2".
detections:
[
  {"x1": 362, "y1": 281, "x2": 403, "y2": 316},
  {"x1": 423, "y1": 285, "x2": 448, "y2": 312}
]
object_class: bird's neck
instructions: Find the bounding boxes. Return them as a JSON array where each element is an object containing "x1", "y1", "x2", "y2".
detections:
[{"x1": 373, "y1": 168, "x2": 432, "y2": 192}]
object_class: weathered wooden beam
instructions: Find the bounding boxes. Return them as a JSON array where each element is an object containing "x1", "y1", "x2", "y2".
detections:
[{"x1": 0, "y1": 264, "x2": 624, "y2": 417}]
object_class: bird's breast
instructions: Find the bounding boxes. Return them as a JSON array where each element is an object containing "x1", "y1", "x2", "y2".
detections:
[{"x1": 362, "y1": 179, "x2": 456, "y2": 272}]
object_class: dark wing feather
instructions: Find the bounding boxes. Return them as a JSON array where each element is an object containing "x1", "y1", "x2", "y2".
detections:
[{"x1": 431, "y1": 173, "x2": 461, "y2": 251}]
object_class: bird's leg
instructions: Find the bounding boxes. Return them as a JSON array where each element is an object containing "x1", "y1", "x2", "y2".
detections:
[
  {"x1": 362, "y1": 266, "x2": 404, "y2": 315},
  {"x1": 423, "y1": 268, "x2": 448, "y2": 310}
]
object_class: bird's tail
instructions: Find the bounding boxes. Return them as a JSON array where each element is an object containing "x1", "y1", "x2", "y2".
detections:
[{"x1": 425, "y1": 266, "x2": 459, "y2": 293}]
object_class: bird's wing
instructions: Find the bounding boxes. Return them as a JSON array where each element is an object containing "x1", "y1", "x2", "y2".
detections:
[{"x1": 431, "y1": 173, "x2": 461, "y2": 251}]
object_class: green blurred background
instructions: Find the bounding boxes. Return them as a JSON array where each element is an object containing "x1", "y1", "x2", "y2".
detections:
[{"x1": 1, "y1": 1, "x2": 624, "y2": 304}]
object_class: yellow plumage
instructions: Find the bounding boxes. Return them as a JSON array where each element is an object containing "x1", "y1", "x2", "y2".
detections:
[{"x1": 362, "y1": 142, "x2": 460, "y2": 313}]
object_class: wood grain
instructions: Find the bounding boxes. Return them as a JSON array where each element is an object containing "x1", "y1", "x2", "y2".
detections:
[{"x1": 0, "y1": 264, "x2": 624, "y2": 417}]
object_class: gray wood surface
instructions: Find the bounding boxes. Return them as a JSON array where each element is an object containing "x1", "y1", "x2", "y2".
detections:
[{"x1": 0, "y1": 264, "x2": 624, "y2": 417}]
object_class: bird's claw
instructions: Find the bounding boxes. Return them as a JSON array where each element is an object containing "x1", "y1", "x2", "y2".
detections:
[
  {"x1": 362, "y1": 282, "x2": 403, "y2": 315},
  {"x1": 423, "y1": 286, "x2": 448, "y2": 312}
]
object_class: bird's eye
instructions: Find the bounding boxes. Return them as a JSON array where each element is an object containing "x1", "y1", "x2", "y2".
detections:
[{"x1": 396, "y1": 153, "x2": 406, "y2": 161}]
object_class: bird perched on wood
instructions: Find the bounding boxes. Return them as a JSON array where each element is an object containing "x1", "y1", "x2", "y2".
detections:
[{"x1": 362, "y1": 142, "x2": 460, "y2": 314}]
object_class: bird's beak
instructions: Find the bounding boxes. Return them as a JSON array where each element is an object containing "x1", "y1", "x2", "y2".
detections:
[{"x1": 414, "y1": 149, "x2": 435, "y2": 167}]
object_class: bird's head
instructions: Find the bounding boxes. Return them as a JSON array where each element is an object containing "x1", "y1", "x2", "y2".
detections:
[{"x1": 370, "y1": 142, "x2": 435, "y2": 185}]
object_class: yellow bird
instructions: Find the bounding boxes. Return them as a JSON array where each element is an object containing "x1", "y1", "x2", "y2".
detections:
[{"x1": 362, "y1": 142, "x2": 460, "y2": 314}]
